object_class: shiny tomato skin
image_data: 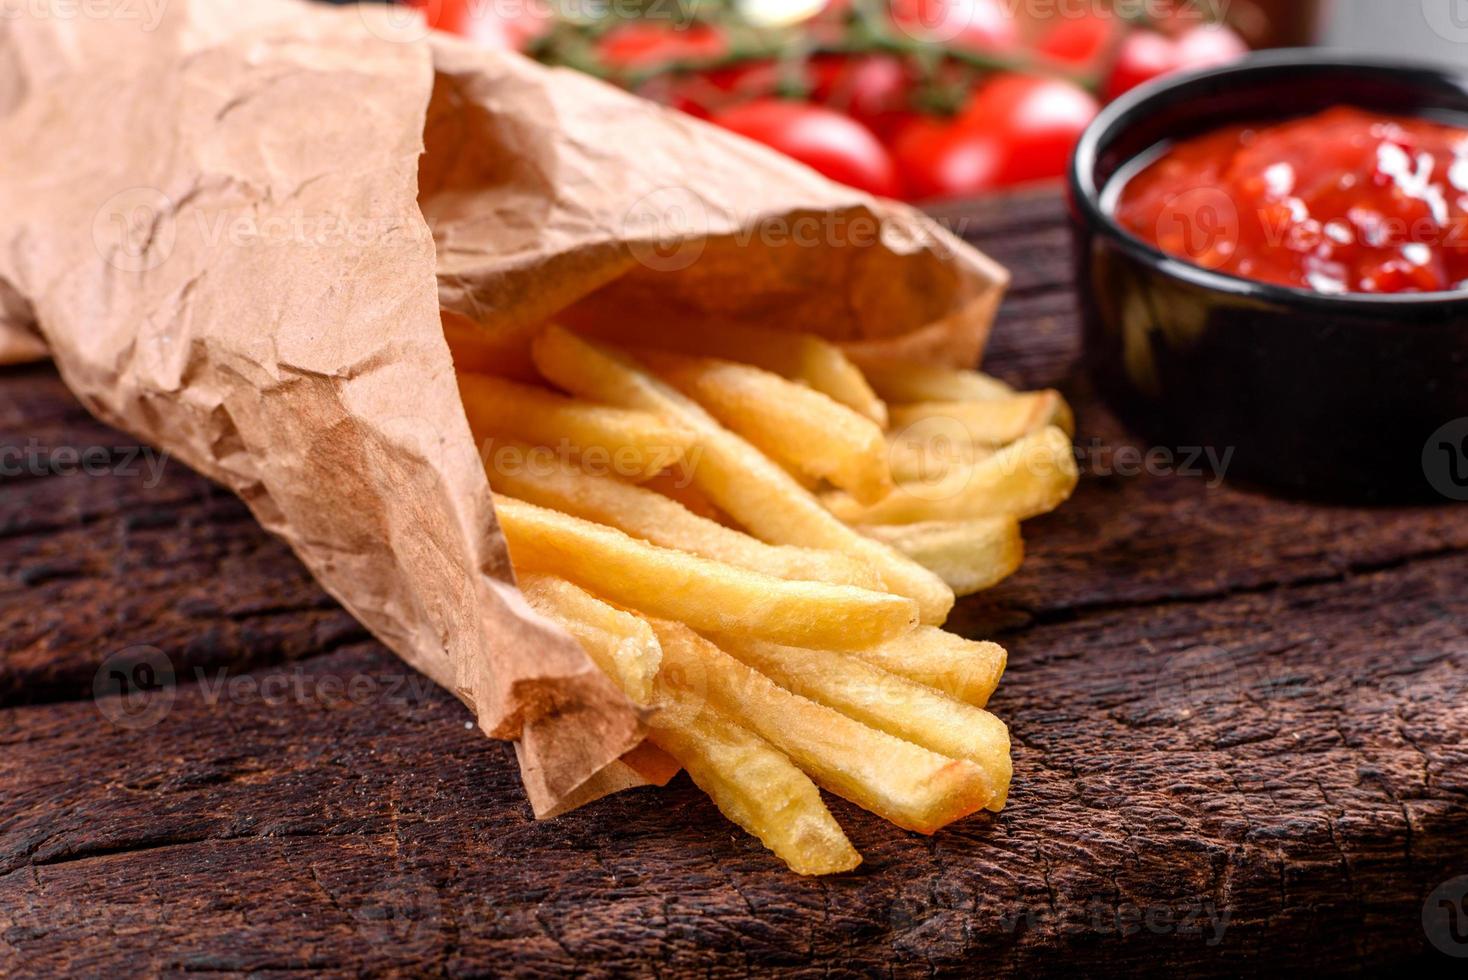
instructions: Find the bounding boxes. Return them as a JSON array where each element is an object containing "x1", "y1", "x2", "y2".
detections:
[
  {"x1": 1035, "y1": 13, "x2": 1119, "y2": 67},
  {"x1": 1104, "y1": 30, "x2": 1178, "y2": 100},
  {"x1": 889, "y1": 0, "x2": 1021, "y2": 51},
  {"x1": 711, "y1": 100, "x2": 901, "y2": 198},
  {"x1": 1105, "y1": 25, "x2": 1248, "y2": 100},
  {"x1": 597, "y1": 22, "x2": 729, "y2": 71},
  {"x1": 894, "y1": 118, "x2": 1005, "y2": 200},
  {"x1": 410, "y1": 0, "x2": 548, "y2": 49},
  {"x1": 960, "y1": 74, "x2": 1099, "y2": 185}
]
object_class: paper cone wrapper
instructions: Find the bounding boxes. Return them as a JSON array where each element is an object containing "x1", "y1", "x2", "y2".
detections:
[{"x1": 0, "y1": 0, "x2": 1008, "y2": 817}]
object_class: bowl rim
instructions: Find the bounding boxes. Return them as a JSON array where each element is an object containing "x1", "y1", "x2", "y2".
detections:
[{"x1": 1069, "y1": 48, "x2": 1468, "y2": 311}]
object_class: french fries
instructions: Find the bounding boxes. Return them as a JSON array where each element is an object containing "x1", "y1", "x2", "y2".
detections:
[
  {"x1": 458, "y1": 372, "x2": 693, "y2": 481},
  {"x1": 516, "y1": 572, "x2": 662, "y2": 706},
  {"x1": 847, "y1": 628, "x2": 1007, "y2": 708},
  {"x1": 527, "y1": 573, "x2": 859, "y2": 874},
  {"x1": 652, "y1": 621, "x2": 995, "y2": 833},
  {"x1": 495, "y1": 495, "x2": 918, "y2": 648},
  {"x1": 888, "y1": 389, "x2": 1074, "y2": 445},
  {"x1": 825, "y1": 426, "x2": 1079, "y2": 525},
  {"x1": 463, "y1": 319, "x2": 1083, "y2": 873},
  {"x1": 647, "y1": 703, "x2": 861, "y2": 876},
  {"x1": 714, "y1": 637, "x2": 1012, "y2": 810},
  {"x1": 531, "y1": 326, "x2": 956, "y2": 624},
  {"x1": 637, "y1": 350, "x2": 893, "y2": 504},
  {"x1": 860, "y1": 518, "x2": 1024, "y2": 596},
  {"x1": 861, "y1": 361, "x2": 1017, "y2": 403},
  {"x1": 579, "y1": 321, "x2": 888, "y2": 427},
  {"x1": 482, "y1": 439, "x2": 882, "y2": 590}
]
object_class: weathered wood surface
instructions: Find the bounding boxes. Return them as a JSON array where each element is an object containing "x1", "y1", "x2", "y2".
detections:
[{"x1": 2, "y1": 191, "x2": 1466, "y2": 977}]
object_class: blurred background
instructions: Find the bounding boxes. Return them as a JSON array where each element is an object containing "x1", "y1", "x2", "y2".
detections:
[{"x1": 350, "y1": 0, "x2": 1468, "y2": 201}]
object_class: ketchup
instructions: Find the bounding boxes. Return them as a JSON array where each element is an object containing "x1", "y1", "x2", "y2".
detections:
[{"x1": 1113, "y1": 107, "x2": 1468, "y2": 294}]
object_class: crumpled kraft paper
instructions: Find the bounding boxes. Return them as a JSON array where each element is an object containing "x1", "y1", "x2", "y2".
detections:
[{"x1": 0, "y1": 0, "x2": 1007, "y2": 817}]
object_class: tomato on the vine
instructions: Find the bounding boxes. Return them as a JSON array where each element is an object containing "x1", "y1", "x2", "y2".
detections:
[
  {"x1": 959, "y1": 73, "x2": 1099, "y2": 186},
  {"x1": 710, "y1": 99, "x2": 901, "y2": 198},
  {"x1": 1105, "y1": 24, "x2": 1248, "y2": 100},
  {"x1": 893, "y1": 118, "x2": 1004, "y2": 200},
  {"x1": 809, "y1": 54, "x2": 913, "y2": 138},
  {"x1": 409, "y1": 0, "x2": 548, "y2": 50}
]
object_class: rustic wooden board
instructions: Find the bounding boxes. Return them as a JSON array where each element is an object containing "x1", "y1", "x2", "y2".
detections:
[{"x1": 2, "y1": 191, "x2": 1466, "y2": 977}]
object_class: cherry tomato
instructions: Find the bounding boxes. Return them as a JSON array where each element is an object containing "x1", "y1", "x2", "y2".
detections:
[
  {"x1": 409, "y1": 0, "x2": 547, "y2": 50},
  {"x1": 959, "y1": 74, "x2": 1099, "y2": 186},
  {"x1": 809, "y1": 54, "x2": 913, "y2": 139},
  {"x1": 893, "y1": 118, "x2": 1005, "y2": 200},
  {"x1": 888, "y1": 0, "x2": 1020, "y2": 51},
  {"x1": 1105, "y1": 24, "x2": 1248, "y2": 100},
  {"x1": 1035, "y1": 13, "x2": 1119, "y2": 67},
  {"x1": 597, "y1": 22, "x2": 729, "y2": 71},
  {"x1": 710, "y1": 100, "x2": 901, "y2": 198}
]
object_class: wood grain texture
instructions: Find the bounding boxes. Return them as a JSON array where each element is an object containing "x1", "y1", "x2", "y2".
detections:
[{"x1": 2, "y1": 190, "x2": 1465, "y2": 977}]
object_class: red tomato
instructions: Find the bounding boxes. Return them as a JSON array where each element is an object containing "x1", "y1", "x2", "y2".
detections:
[
  {"x1": 410, "y1": 0, "x2": 547, "y2": 50},
  {"x1": 1035, "y1": 13, "x2": 1119, "y2": 67},
  {"x1": 710, "y1": 100, "x2": 901, "y2": 198},
  {"x1": 960, "y1": 74, "x2": 1099, "y2": 185},
  {"x1": 1105, "y1": 24, "x2": 1248, "y2": 100},
  {"x1": 809, "y1": 54, "x2": 912, "y2": 138},
  {"x1": 889, "y1": 0, "x2": 1020, "y2": 51},
  {"x1": 893, "y1": 118, "x2": 1005, "y2": 200},
  {"x1": 597, "y1": 22, "x2": 728, "y2": 71}
]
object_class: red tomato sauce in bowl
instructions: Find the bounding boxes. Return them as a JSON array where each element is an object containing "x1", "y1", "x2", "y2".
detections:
[{"x1": 1111, "y1": 106, "x2": 1468, "y2": 294}]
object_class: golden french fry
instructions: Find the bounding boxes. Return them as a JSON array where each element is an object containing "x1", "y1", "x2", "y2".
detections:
[
  {"x1": 515, "y1": 573, "x2": 662, "y2": 705},
  {"x1": 458, "y1": 372, "x2": 693, "y2": 481},
  {"x1": 715, "y1": 637, "x2": 1011, "y2": 810},
  {"x1": 483, "y1": 439, "x2": 882, "y2": 590},
  {"x1": 532, "y1": 326, "x2": 954, "y2": 624},
  {"x1": 637, "y1": 350, "x2": 893, "y2": 504},
  {"x1": 861, "y1": 361, "x2": 1017, "y2": 403},
  {"x1": 647, "y1": 707, "x2": 861, "y2": 876},
  {"x1": 578, "y1": 321, "x2": 888, "y2": 427},
  {"x1": 846, "y1": 627, "x2": 1007, "y2": 708},
  {"x1": 640, "y1": 468, "x2": 727, "y2": 524},
  {"x1": 860, "y1": 518, "x2": 1024, "y2": 596},
  {"x1": 886, "y1": 429, "x2": 997, "y2": 485},
  {"x1": 825, "y1": 426, "x2": 1078, "y2": 525},
  {"x1": 496, "y1": 495, "x2": 917, "y2": 648},
  {"x1": 652, "y1": 621, "x2": 994, "y2": 833},
  {"x1": 889, "y1": 390, "x2": 1074, "y2": 446}
]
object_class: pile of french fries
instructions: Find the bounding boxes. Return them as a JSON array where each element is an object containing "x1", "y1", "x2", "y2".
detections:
[{"x1": 459, "y1": 323, "x2": 1077, "y2": 874}]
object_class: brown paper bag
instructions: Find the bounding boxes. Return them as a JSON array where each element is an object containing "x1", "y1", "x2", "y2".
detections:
[{"x1": 0, "y1": 0, "x2": 1007, "y2": 817}]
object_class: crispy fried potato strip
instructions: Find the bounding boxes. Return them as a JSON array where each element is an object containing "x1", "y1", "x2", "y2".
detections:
[
  {"x1": 888, "y1": 390, "x2": 1074, "y2": 446},
  {"x1": 459, "y1": 372, "x2": 692, "y2": 481},
  {"x1": 483, "y1": 439, "x2": 882, "y2": 590},
  {"x1": 532, "y1": 326, "x2": 954, "y2": 624},
  {"x1": 652, "y1": 621, "x2": 994, "y2": 833},
  {"x1": 825, "y1": 426, "x2": 1078, "y2": 525},
  {"x1": 579, "y1": 321, "x2": 888, "y2": 427},
  {"x1": 638, "y1": 350, "x2": 893, "y2": 504},
  {"x1": 496, "y1": 495, "x2": 917, "y2": 648},
  {"x1": 715, "y1": 637, "x2": 1012, "y2": 809},
  {"x1": 846, "y1": 627, "x2": 1007, "y2": 708},
  {"x1": 860, "y1": 518, "x2": 1024, "y2": 596},
  {"x1": 861, "y1": 361, "x2": 1017, "y2": 403},
  {"x1": 516, "y1": 572, "x2": 662, "y2": 706}
]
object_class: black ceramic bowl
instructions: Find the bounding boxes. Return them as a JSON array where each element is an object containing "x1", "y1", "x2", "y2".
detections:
[{"x1": 1069, "y1": 51, "x2": 1468, "y2": 503}]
